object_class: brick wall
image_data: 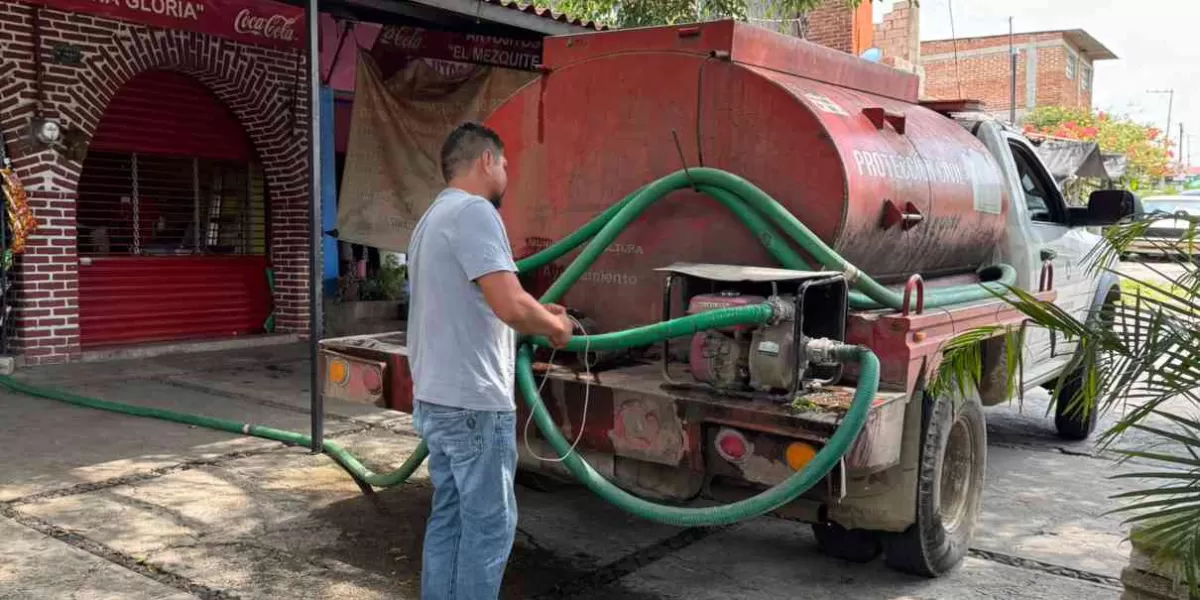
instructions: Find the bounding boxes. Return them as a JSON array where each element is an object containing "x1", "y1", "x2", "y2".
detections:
[
  {"x1": 922, "y1": 44, "x2": 1029, "y2": 110},
  {"x1": 746, "y1": 0, "x2": 871, "y2": 54},
  {"x1": 921, "y1": 32, "x2": 1095, "y2": 118},
  {"x1": 873, "y1": 1, "x2": 919, "y2": 66},
  {"x1": 0, "y1": 2, "x2": 310, "y2": 364},
  {"x1": 805, "y1": 0, "x2": 855, "y2": 53}
]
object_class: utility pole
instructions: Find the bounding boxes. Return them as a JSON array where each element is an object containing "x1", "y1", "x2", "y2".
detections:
[
  {"x1": 306, "y1": 0, "x2": 324, "y2": 453},
  {"x1": 1148, "y1": 89, "x2": 1175, "y2": 149},
  {"x1": 1180, "y1": 123, "x2": 1185, "y2": 165},
  {"x1": 1009, "y1": 17, "x2": 1017, "y2": 124}
]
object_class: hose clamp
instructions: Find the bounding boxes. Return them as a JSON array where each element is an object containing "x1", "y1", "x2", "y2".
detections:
[
  {"x1": 842, "y1": 264, "x2": 861, "y2": 286},
  {"x1": 766, "y1": 295, "x2": 795, "y2": 324}
]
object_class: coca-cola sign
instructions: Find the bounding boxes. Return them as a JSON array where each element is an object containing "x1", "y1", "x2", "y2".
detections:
[
  {"x1": 19, "y1": 0, "x2": 305, "y2": 50},
  {"x1": 233, "y1": 9, "x2": 299, "y2": 45},
  {"x1": 372, "y1": 25, "x2": 543, "y2": 73}
]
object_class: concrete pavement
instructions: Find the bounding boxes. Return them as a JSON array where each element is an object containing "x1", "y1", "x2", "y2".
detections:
[
  {"x1": 0, "y1": 342, "x2": 1139, "y2": 600},
  {"x1": 8, "y1": 255, "x2": 1190, "y2": 600}
]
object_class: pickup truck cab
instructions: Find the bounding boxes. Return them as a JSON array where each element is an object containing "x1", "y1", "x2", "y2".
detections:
[{"x1": 970, "y1": 116, "x2": 1129, "y2": 439}]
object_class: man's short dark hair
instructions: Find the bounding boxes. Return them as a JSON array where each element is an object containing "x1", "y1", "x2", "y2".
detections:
[{"x1": 440, "y1": 122, "x2": 504, "y2": 183}]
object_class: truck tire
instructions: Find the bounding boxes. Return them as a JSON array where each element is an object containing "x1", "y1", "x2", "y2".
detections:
[
  {"x1": 811, "y1": 522, "x2": 881, "y2": 563},
  {"x1": 1053, "y1": 374, "x2": 1099, "y2": 441},
  {"x1": 1054, "y1": 291, "x2": 1117, "y2": 441},
  {"x1": 881, "y1": 392, "x2": 986, "y2": 577}
]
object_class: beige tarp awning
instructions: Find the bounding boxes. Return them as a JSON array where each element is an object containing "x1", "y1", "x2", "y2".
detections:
[{"x1": 335, "y1": 51, "x2": 536, "y2": 251}]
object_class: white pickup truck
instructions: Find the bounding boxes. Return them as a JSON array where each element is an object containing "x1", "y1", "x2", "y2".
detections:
[{"x1": 966, "y1": 114, "x2": 1128, "y2": 440}]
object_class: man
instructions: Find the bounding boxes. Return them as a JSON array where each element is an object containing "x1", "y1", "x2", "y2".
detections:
[{"x1": 406, "y1": 121, "x2": 573, "y2": 600}]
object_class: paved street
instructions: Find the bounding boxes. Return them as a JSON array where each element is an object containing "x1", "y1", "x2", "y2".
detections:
[{"x1": 0, "y1": 261, "x2": 1187, "y2": 599}]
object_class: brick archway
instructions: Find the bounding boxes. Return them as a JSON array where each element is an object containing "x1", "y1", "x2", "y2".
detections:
[{"x1": 0, "y1": 5, "x2": 311, "y2": 363}]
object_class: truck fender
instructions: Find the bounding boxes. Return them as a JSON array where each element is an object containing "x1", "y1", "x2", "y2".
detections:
[
  {"x1": 1087, "y1": 269, "x2": 1121, "y2": 322},
  {"x1": 1062, "y1": 269, "x2": 1121, "y2": 372}
]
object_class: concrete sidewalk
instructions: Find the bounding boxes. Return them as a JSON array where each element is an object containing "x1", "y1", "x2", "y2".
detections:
[{"x1": 0, "y1": 343, "x2": 1135, "y2": 599}]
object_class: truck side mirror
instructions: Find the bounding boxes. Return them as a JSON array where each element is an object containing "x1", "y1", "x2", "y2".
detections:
[{"x1": 1068, "y1": 189, "x2": 1142, "y2": 226}]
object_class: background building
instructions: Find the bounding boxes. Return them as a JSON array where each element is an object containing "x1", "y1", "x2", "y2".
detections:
[
  {"x1": 921, "y1": 29, "x2": 1117, "y2": 120},
  {"x1": 746, "y1": 0, "x2": 875, "y2": 55}
]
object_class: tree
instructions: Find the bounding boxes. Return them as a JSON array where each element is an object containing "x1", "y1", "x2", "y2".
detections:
[
  {"x1": 1023, "y1": 106, "x2": 1174, "y2": 188},
  {"x1": 539, "y1": 0, "x2": 871, "y2": 31}
]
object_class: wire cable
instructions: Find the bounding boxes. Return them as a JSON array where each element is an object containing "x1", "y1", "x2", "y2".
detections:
[{"x1": 523, "y1": 315, "x2": 593, "y2": 463}]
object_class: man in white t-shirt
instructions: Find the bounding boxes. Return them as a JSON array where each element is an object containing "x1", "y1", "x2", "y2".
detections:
[{"x1": 406, "y1": 122, "x2": 572, "y2": 600}]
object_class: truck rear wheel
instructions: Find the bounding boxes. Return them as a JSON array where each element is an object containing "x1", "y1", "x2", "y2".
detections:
[
  {"x1": 881, "y1": 392, "x2": 986, "y2": 577},
  {"x1": 811, "y1": 522, "x2": 880, "y2": 563}
]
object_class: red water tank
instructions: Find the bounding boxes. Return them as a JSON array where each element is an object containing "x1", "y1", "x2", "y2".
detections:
[{"x1": 488, "y1": 20, "x2": 1010, "y2": 333}]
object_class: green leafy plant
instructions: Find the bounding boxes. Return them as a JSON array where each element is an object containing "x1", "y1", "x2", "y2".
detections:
[
  {"x1": 931, "y1": 213, "x2": 1200, "y2": 593},
  {"x1": 1024, "y1": 106, "x2": 1175, "y2": 189},
  {"x1": 360, "y1": 254, "x2": 407, "y2": 302},
  {"x1": 337, "y1": 254, "x2": 408, "y2": 303},
  {"x1": 538, "y1": 0, "x2": 887, "y2": 31}
]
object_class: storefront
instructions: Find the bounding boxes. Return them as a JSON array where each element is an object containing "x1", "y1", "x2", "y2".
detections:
[
  {"x1": 76, "y1": 69, "x2": 272, "y2": 347},
  {"x1": 0, "y1": 0, "x2": 313, "y2": 363}
]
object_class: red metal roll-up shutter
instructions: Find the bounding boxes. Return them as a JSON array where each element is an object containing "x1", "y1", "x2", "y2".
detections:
[
  {"x1": 90, "y1": 70, "x2": 253, "y2": 161},
  {"x1": 78, "y1": 70, "x2": 271, "y2": 349}
]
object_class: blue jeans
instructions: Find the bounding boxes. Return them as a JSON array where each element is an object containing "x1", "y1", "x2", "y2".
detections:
[{"x1": 413, "y1": 400, "x2": 518, "y2": 600}]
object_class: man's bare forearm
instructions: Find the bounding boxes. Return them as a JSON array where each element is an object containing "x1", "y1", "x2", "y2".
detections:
[{"x1": 506, "y1": 292, "x2": 567, "y2": 338}]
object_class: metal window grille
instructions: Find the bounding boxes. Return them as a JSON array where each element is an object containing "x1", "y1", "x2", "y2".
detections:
[{"x1": 77, "y1": 151, "x2": 268, "y2": 257}]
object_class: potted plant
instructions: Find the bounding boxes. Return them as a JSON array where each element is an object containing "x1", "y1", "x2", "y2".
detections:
[{"x1": 326, "y1": 253, "x2": 408, "y2": 336}]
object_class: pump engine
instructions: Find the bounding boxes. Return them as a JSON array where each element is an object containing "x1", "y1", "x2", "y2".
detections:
[{"x1": 659, "y1": 263, "x2": 848, "y2": 400}]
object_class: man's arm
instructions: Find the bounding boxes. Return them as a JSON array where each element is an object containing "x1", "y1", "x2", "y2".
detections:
[
  {"x1": 451, "y1": 200, "x2": 572, "y2": 347},
  {"x1": 476, "y1": 272, "x2": 571, "y2": 345}
]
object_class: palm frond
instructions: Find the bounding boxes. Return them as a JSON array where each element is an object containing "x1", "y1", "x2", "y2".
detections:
[
  {"x1": 1105, "y1": 406, "x2": 1200, "y2": 597},
  {"x1": 933, "y1": 215, "x2": 1200, "y2": 592}
]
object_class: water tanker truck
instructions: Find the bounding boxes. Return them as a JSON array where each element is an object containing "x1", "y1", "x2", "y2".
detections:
[{"x1": 319, "y1": 20, "x2": 1138, "y2": 576}]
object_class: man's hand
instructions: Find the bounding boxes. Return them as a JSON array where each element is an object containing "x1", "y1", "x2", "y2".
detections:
[
  {"x1": 476, "y1": 272, "x2": 575, "y2": 345},
  {"x1": 548, "y1": 313, "x2": 573, "y2": 349}
]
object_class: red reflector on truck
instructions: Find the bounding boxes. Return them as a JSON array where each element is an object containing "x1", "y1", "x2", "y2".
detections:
[
  {"x1": 362, "y1": 366, "x2": 382, "y2": 393},
  {"x1": 715, "y1": 428, "x2": 749, "y2": 462}
]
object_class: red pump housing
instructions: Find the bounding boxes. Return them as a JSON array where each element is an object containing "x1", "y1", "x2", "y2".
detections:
[{"x1": 486, "y1": 20, "x2": 1011, "y2": 334}]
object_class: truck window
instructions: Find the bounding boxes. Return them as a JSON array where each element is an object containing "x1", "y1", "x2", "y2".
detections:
[{"x1": 1008, "y1": 141, "x2": 1065, "y2": 224}]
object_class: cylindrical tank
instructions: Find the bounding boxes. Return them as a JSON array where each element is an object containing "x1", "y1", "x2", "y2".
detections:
[{"x1": 487, "y1": 20, "x2": 1010, "y2": 333}]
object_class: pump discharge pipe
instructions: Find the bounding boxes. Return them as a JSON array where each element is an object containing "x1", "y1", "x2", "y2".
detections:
[{"x1": 0, "y1": 167, "x2": 1013, "y2": 527}]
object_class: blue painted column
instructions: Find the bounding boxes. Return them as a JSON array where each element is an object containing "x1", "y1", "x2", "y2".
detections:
[{"x1": 319, "y1": 86, "x2": 339, "y2": 297}]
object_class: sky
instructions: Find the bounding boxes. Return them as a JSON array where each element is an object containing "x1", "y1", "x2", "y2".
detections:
[{"x1": 875, "y1": 0, "x2": 1199, "y2": 165}]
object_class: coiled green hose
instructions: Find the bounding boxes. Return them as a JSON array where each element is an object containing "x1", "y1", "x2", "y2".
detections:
[
  {"x1": 516, "y1": 343, "x2": 878, "y2": 526},
  {"x1": 526, "y1": 303, "x2": 774, "y2": 351},
  {"x1": 516, "y1": 167, "x2": 1016, "y2": 311},
  {"x1": 0, "y1": 166, "x2": 1004, "y2": 527}
]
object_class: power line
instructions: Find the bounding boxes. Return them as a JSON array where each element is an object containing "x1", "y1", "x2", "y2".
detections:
[{"x1": 949, "y1": 0, "x2": 962, "y2": 99}]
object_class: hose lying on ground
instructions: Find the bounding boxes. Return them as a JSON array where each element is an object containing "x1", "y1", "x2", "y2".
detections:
[
  {"x1": 0, "y1": 166, "x2": 1007, "y2": 526},
  {"x1": 0, "y1": 375, "x2": 430, "y2": 488}
]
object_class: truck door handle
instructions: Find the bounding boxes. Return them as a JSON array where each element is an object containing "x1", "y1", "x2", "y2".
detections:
[{"x1": 1040, "y1": 248, "x2": 1057, "y2": 261}]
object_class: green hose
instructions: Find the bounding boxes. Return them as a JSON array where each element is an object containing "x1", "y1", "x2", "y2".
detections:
[
  {"x1": 526, "y1": 303, "x2": 774, "y2": 351},
  {"x1": 516, "y1": 343, "x2": 878, "y2": 526},
  {"x1": 0, "y1": 165, "x2": 998, "y2": 528},
  {"x1": 0, "y1": 375, "x2": 429, "y2": 488},
  {"x1": 515, "y1": 168, "x2": 1016, "y2": 311}
]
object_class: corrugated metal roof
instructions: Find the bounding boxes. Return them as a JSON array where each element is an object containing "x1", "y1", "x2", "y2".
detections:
[{"x1": 481, "y1": 0, "x2": 608, "y2": 31}]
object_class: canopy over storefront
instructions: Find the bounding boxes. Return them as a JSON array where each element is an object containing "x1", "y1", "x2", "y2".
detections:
[{"x1": 1033, "y1": 138, "x2": 1113, "y2": 182}]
